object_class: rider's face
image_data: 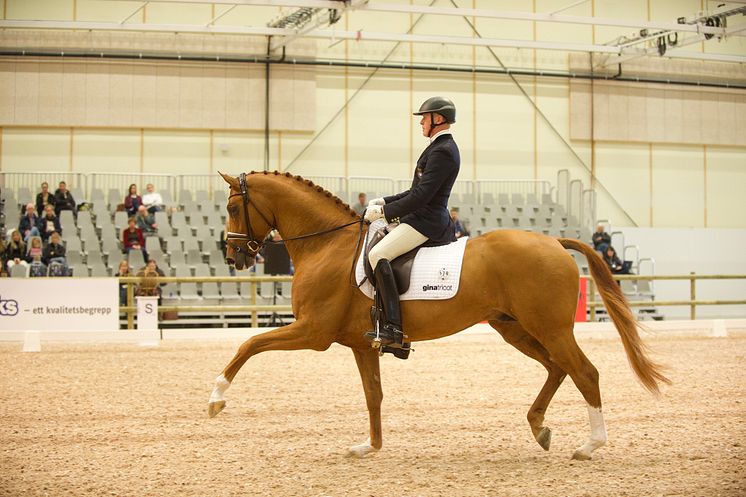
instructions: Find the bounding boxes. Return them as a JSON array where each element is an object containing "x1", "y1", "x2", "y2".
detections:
[{"x1": 420, "y1": 114, "x2": 432, "y2": 137}]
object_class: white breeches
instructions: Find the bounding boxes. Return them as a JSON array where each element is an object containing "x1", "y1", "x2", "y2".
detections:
[{"x1": 368, "y1": 223, "x2": 428, "y2": 270}]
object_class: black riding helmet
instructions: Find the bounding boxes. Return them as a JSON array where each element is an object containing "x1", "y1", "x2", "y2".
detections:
[{"x1": 413, "y1": 96, "x2": 456, "y2": 124}]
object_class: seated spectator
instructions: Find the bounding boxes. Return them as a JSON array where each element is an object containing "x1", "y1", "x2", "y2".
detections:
[
  {"x1": 135, "y1": 205, "x2": 158, "y2": 236},
  {"x1": 54, "y1": 181, "x2": 76, "y2": 216},
  {"x1": 450, "y1": 208, "x2": 470, "y2": 239},
  {"x1": 43, "y1": 232, "x2": 67, "y2": 267},
  {"x1": 124, "y1": 184, "x2": 143, "y2": 217},
  {"x1": 18, "y1": 203, "x2": 41, "y2": 242},
  {"x1": 26, "y1": 236, "x2": 43, "y2": 263},
  {"x1": 35, "y1": 181, "x2": 55, "y2": 215},
  {"x1": 592, "y1": 224, "x2": 611, "y2": 254},
  {"x1": 122, "y1": 217, "x2": 147, "y2": 259},
  {"x1": 135, "y1": 259, "x2": 166, "y2": 303},
  {"x1": 142, "y1": 183, "x2": 165, "y2": 213},
  {"x1": 37, "y1": 204, "x2": 62, "y2": 243},
  {"x1": 603, "y1": 246, "x2": 629, "y2": 275},
  {"x1": 5, "y1": 230, "x2": 28, "y2": 271},
  {"x1": 352, "y1": 192, "x2": 367, "y2": 216},
  {"x1": 115, "y1": 260, "x2": 132, "y2": 305}
]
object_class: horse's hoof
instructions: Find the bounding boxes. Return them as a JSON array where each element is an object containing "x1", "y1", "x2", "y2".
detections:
[
  {"x1": 536, "y1": 427, "x2": 552, "y2": 451},
  {"x1": 208, "y1": 400, "x2": 226, "y2": 418},
  {"x1": 347, "y1": 440, "x2": 377, "y2": 459},
  {"x1": 571, "y1": 448, "x2": 592, "y2": 461}
]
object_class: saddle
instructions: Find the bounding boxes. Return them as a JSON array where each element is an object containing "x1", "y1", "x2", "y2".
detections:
[{"x1": 363, "y1": 224, "x2": 419, "y2": 294}]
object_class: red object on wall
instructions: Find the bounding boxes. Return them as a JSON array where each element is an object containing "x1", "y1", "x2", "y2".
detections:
[{"x1": 575, "y1": 278, "x2": 587, "y2": 322}]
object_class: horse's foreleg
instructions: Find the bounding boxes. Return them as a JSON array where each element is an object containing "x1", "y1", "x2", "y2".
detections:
[
  {"x1": 208, "y1": 321, "x2": 331, "y2": 418},
  {"x1": 490, "y1": 320, "x2": 567, "y2": 451},
  {"x1": 347, "y1": 347, "x2": 383, "y2": 458}
]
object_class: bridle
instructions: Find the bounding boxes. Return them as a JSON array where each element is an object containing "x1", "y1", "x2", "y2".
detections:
[
  {"x1": 225, "y1": 172, "x2": 364, "y2": 262},
  {"x1": 225, "y1": 172, "x2": 274, "y2": 258}
]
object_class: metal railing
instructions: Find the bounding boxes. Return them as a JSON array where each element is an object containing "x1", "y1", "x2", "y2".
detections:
[
  {"x1": 89, "y1": 172, "x2": 177, "y2": 202},
  {"x1": 585, "y1": 273, "x2": 746, "y2": 321},
  {"x1": 120, "y1": 274, "x2": 294, "y2": 329},
  {"x1": 1, "y1": 171, "x2": 573, "y2": 210},
  {"x1": 117, "y1": 273, "x2": 746, "y2": 329}
]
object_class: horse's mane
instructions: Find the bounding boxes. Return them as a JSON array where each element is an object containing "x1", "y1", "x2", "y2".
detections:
[{"x1": 247, "y1": 170, "x2": 359, "y2": 218}]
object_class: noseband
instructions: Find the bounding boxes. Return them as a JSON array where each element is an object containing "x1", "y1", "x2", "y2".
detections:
[{"x1": 226, "y1": 172, "x2": 275, "y2": 258}]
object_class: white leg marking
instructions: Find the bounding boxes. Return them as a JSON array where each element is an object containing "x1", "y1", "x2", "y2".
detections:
[
  {"x1": 208, "y1": 375, "x2": 231, "y2": 417},
  {"x1": 209, "y1": 374, "x2": 231, "y2": 403},
  {"x1": 572, "y1": 404, "x2": 608, "y2": 460},
  {"x1": 347, "y1": 438, "x2": 378, "y2": 458}
]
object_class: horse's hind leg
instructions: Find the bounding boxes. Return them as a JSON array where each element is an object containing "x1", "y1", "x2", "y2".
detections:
[
  {"x1": 534, "y1": 326, "x2": 607, "y2": 460},
  {"x1": 208, "y1": 321, "x2": 332, "y2": 418},
  {"x1": 489, "y1": 320, "x2": 567, "y2": 451}
]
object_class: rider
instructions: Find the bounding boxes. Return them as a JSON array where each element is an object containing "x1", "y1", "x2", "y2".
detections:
[{"x1": 363, "y1": 96, "x2": 460, "y2": 349}]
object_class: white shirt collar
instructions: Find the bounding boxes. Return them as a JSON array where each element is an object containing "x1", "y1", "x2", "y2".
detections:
[{"x1": 429, "y1": 129, "x2": 452, "y2": 143}]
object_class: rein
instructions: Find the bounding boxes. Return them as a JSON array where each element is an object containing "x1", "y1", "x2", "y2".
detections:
[{"x1": 226, "y1": 173, "x2": 367, "y2": 280}]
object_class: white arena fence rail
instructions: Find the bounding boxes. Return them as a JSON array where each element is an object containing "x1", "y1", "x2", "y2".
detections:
[
  {"x1": 120, "y1": 274, "x2": 294, "y2": 329},
  {"x1": 115, "y1": 273, "x2": 746, "y2": 330},
  {"x1": 584, "y1": 273, "x2": 746, "y2": 321}
]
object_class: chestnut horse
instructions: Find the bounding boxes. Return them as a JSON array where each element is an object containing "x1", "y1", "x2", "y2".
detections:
[{"x1": 208, "y1": 171, "x2": 669, "y2": 460}]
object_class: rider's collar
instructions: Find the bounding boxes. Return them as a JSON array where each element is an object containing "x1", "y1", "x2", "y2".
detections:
[{"x1": 429, "y1": 129, "x2": 452, "y2": 143}]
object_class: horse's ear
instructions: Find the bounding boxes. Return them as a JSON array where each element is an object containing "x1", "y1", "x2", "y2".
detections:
[{"x1": 218, "y1": 171, "x2": 238, "y2": 189}]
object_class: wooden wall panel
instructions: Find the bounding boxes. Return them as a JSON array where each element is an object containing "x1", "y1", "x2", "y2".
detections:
[
  {"x1": 62, "y1": 62, "x2": 86, "y2": 126},
  {"x1": 85, "y1": 63, "x2": 111, "y2": 126},
  {"x1": 37, "y1": 62, "x2": 63, "y2": 126},
  {"x1": 627, "y1": 85, "x2": 648, "y2": 142},
  {"x1": 131, "y1": 64, "x2": 157, "y2": 127},
  {"x1": 178, "y1": 65, "x2": 204, "y2": 128},
  {"x1": 572, "y1": 80, "x2": 746, "y2": 147},
  {"x1": 15, "y1": 61, "x2": 39, "y2": 124},
  {"x1": 202, "y1": 68, "x2": 227, "y2": 130},
  {"x1": 0, "y1": 58, "x2": 314, "y2": 131},
  {"x1": 109, "y1": 64, "x2": 134, "y2": 127},
  {"x1": 0, "y1": 61, "x2": 16, "y2": 124},
  {"x1": 224, "y1": 67, "x2": 250, "y2": 130},
  {"x1": 570, "y1": 51, "x2": 746, "y2": 147},
  {"x1": 155, "y1": 65, "x2": 180, "y2": 128}
]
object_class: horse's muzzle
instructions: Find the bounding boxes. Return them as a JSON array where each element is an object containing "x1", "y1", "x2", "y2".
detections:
[{"x1": 228, "y1": 250, "x2": 254, "y2": 271}]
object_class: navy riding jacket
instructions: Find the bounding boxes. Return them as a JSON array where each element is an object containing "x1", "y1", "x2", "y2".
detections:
[{"x1": 383, "y1": 133, "x2": 460, "y2": 246}]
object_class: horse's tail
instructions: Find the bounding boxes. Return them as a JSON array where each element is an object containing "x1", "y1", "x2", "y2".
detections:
[{"x1": 559, "y1": 238, "x2": 671, "y2": 395}]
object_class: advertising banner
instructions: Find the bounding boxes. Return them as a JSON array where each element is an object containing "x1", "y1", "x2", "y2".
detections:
[{"x1": 0, "y1": 279, "x2": 119, "y2": 331}]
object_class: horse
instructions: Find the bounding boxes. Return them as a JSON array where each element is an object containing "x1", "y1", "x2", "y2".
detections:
[{"x1": 208, "y1": 170, "x2": 669, "y2": 460}]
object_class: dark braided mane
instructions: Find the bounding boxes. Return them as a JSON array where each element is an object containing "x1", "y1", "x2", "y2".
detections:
[{"x1": 246, "y1": 170, "x2": 359, "y2": 218}]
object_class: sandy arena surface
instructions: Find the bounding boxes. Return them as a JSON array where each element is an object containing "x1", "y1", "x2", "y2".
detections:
[{"x1": 1, "y1": 331, "x2": 745, "y2": 497}]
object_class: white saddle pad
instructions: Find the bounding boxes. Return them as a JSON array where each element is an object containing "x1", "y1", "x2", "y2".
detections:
[{"x1": 355, "y1": 219, "x2": 468, "y2": 301}]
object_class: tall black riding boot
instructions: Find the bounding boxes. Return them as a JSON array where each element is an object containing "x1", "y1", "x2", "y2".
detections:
[{"x1": 364, "y1": 259, "x2": 404, "y2": 349}]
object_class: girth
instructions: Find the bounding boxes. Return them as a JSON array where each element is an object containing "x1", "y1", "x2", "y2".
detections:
[{"x1": 363, "y1": 224, "x2": 419, "y2": 295}]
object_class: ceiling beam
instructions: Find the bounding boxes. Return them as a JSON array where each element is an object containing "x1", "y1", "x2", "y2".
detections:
[
  {"x1": 101, "y1": 0, "x2": 735, "y2": 36},
  {"x1": 0, "y1": 19, "x2": 622, "y2": 53}
]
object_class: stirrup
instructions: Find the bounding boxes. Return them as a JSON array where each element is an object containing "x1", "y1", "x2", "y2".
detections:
[
  {"x1": 363, "y1": 324, "x2": 404, "y2": 350},
  {"x1": 382, "y1": 342, "x2": 412, "y2": 360}
]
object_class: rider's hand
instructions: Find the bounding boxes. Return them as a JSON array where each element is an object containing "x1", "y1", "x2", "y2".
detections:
[
  {"x1": 364, "y1": 205, "x2": 384, "y2": 223},
  {"x1": 367, "y1": 197, "x2": 385, "y2": 207}
]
